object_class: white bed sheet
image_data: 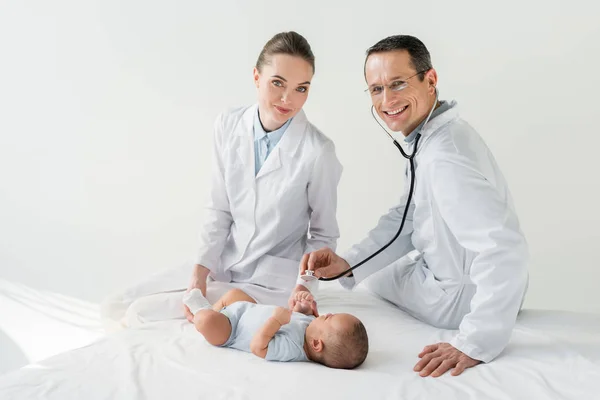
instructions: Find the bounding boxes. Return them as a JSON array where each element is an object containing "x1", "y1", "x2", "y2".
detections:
[{"x1": 1, "y1": 283, "x2": 599, "y2": 400}]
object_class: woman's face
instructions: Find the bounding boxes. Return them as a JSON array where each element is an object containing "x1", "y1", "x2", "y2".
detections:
[{"x1": 253, "y1": 54, "x2": 313, "y2": 131}]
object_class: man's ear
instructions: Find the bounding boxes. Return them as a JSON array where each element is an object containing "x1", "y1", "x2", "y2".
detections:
[{"x1": 425, "y1": 68, "x2": 438, "y2": 95}]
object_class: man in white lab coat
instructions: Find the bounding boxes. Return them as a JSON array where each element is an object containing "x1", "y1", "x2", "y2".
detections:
[{"x1": 295, "y1": 35, "x2": 529, "y2": 377}]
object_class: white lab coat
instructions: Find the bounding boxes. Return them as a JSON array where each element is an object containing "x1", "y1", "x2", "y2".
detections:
[
  {"x1": 197, "y1": 104, "x2": 342, "y2": 293},
  {"x1": 100, "y1": 104, "x2": 341, "y2": 330},
  {"x1": 340, "y1": 100, "x2": 529, "y2": 363}
]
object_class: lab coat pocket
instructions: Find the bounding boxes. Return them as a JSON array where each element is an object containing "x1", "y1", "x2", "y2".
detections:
[
  {"x1": 275, "y1": 180, "x2": 307, "y2": 204},
  {"x1": 251, "y1": 255, "x2": 299, "y2": 291}
]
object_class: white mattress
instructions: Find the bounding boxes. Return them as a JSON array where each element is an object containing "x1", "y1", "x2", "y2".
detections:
[{"x1": 1, "y1": 282, "x2": 599, "y2": 400}]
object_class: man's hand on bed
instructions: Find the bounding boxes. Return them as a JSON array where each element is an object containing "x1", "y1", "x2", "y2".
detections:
[
  {"x1": 413, "y1": 343, "x2": 481, "y2": 377},
  {"x1": 183, "y1": 265, "x2": 209, "y2": 323}
]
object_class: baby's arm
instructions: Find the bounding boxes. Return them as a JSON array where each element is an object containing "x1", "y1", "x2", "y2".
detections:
[{"x1": 250, "y1": 307, "x2": 291, "y2": 359}]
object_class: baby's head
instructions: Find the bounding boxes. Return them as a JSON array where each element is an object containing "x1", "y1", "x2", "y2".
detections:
[{"x1": 305, "y1": 313, "x2": 368, "y2": 369}]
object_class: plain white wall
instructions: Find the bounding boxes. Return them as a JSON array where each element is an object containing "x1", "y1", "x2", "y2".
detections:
[{"x1": 1, "y1": 0, "x2": 599, "y2": 313}]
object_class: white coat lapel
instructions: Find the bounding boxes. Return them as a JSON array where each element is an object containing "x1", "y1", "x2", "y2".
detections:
[
  {"x1": 255, "y1": 109, "x2": 307, "y2": 180},
  {"x1": 235, "y1": 105, "x2": 258, "y2": 185},
  {"x1": 255, "y1": 147, "x2": 281, "y2": 179}
]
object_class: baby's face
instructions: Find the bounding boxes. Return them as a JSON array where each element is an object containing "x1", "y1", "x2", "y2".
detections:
[{"x1": 308, "y1": 313, "x2": 359, "y2": 337}]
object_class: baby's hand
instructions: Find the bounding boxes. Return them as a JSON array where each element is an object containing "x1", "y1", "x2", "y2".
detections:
[
  {"x1": 292, "y1": 291, "x2": 319, "y2": 317},
  {"x1": 294, "y1": 291, "x2": 315, "y2": 304},
  {"x1": 272, "y1": 307, "x2": 292, "y2": 325}
]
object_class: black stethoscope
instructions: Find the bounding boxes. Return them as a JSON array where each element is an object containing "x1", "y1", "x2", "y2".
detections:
[{"x1": 305, "y1": 88, "x2": 439, "y2": 282}]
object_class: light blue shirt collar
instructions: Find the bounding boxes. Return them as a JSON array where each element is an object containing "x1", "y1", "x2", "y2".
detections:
[
  {"x1": 253, "y1": 110, "x2": 291, "y2": 143},
  {"x1": 253, "y1": 108, "x2": 292, "y2": 175}
]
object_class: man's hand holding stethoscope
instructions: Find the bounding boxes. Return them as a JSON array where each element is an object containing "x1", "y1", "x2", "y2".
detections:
[{"x1": 299, "y1": 248, "x2": 353, "y2": 281}]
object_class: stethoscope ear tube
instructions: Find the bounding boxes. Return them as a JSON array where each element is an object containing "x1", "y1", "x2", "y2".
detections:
[
  {"x1": 317, "y1": 89, "x2": 439, "y2": 281},
  {"x1": 318, "y1": 149, "x2": 418, "y2": 281}
]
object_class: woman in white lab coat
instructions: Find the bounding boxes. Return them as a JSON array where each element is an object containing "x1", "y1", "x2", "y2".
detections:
[
  {"x1": 101, "y1": 31, "x2": 342, "y2": 328},
  {"x1": 183, "y1": 30, "x2": 343, "y2": 319}
]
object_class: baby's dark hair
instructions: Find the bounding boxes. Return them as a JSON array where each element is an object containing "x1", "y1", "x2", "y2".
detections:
[{"x1": 321, "y1": 319, "x2": 369, "y2": 369}]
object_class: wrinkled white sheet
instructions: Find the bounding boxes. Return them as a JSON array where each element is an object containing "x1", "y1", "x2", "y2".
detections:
[{"x1": 1, "y1": 283, "x2": 599, "y2": 400}]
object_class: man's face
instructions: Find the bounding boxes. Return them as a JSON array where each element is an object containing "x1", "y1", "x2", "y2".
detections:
[{"x1": 365, "y1": 50, "x2": 437, "y2": 135}]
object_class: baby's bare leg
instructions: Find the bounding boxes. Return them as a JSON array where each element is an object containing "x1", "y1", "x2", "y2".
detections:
[
  {"x1": 194, "y1": 289, "x2": 256, "y2": 346},
  {"x1": 193, "y1": 310, "x2": 231, "y2": 346},
  {"x1": 212, "y1": 288, "x2": 256, "y2": 311}
]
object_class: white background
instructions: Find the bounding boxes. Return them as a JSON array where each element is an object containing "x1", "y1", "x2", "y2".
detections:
[{"x1": 1, "y1": 0, "x2": 599, "y2": 329}]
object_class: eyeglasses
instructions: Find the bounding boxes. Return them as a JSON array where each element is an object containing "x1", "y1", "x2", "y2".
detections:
[{"x1": 365, "y1": 70, "x2": 429, "y2": 96}]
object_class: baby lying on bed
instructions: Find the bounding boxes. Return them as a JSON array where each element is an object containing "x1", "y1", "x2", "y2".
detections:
[{"x1": 183, "y1": 287, "x2": 368, "y2": 369}]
